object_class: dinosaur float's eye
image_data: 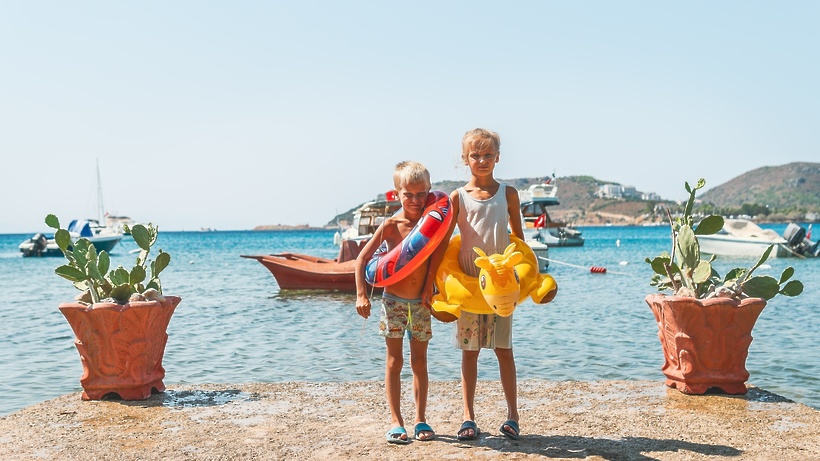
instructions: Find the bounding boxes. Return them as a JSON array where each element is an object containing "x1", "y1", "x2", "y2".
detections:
[
  {"x1": 480, "y1": 274, "x2": 486, "y2": 290},
  {"x1": 514, "y1": 269, "x2": 519, "y2": 283}
]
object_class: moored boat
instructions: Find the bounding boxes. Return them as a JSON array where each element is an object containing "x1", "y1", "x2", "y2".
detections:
[
  {"x1": 333, "y1": 191, "x2": 402, "y2": 245},
  {"x1": 697, "y1": 219, "x2": 819, "y2": 258},
  {"x1": 105, "y1": 214, "x2": 134, "y2": 235},
  {"x1": 527, "y1": 239, "x2": 550, "y2": 273},
  {"x1": 242, "y1": 239, "x2": 374, "y2": 292},
  {"x1": 18, "y1": 233, "x2": 59, "y2": 257},
  {"x1": 248, "y1": 192, "x2": 402, "y2": 292},
  {"x1": 242, "y1": 254, "x2": 359, "y2": 291},
  {"x1": 19, "y1": 219, "x2": 124, "y2": 257},
  {"x1": 518, "y1": 179, "x2": 585, "y2": 248}
]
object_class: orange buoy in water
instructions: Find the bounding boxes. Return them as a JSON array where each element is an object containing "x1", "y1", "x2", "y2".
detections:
[{"x1": 590, "y1": 266, "x2": 607, "y2": 273}]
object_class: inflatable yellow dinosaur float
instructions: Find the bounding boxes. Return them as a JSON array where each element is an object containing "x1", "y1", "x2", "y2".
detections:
[{"x1": 431, "y1": 234, "x2": 558, "y2": 322}]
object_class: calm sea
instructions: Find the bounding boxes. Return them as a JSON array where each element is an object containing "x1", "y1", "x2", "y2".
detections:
[{"x1": 1, "y1": 225, "x2": 817, "y2": 416}]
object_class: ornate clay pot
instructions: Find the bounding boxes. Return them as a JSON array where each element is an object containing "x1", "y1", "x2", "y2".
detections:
[
  {"x1": 644, "y1": 294, "x2": 766, "y2": 395},
  {"x1": 59, "y1": 296, "x2": 181, "y2": 400}
]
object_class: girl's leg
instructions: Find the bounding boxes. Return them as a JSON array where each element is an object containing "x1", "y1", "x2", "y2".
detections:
[
  {"x1": 385, "y1": 337, "x2": 405, "y2": 436},
  {"x1": 495, "y1": 347, "x2": 519, "y2": 434},
  {"x1": 460, "y1": 349, "x2": 480, "y2": 436},
  {"x1": 409, "y1": 339, "x2": 433, "y2": 440}
]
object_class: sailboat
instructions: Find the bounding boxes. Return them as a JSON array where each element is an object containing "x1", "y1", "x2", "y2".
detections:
[
  {"x1": 19, "y1": 161, "x2": 125, "y2": 257},
  {"x1": 92, "y1": 160, "x2": 135, "y2": 234}
]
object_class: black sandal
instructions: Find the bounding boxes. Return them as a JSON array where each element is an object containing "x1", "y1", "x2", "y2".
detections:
[
  {"x1": 499, "y1": 419, "x2": 520, "y2": 440},
  {"x1": 457, "y1": 420, "x2": 479, "y2": 440}
]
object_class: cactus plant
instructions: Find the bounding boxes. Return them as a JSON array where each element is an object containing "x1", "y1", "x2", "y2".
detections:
[
  {"x1": 46, "y1": 214, "x2": 170, "y2": 304},
  {"x1": 645, "y1": 179, "x2": 803, "y2": 300}
]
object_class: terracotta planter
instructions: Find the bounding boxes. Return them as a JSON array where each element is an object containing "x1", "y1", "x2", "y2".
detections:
[
  {"x1": 59, "y1": 296, "x2": 181, "y2": 400},
  {"x1": 644, "y1": 294, "x2": 766, "y2": 395}
]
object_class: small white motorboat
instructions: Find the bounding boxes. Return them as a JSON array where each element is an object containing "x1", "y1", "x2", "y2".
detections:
[
  {"x1": 19, "y1": 219, "x2": 124, "y2": 257},
  {"x1": 697, "y1": 219, "x2": 819, "y2": 258}
]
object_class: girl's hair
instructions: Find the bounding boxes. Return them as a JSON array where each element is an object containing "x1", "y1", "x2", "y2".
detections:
[
  {"x1": 393, "y1": 161, "x2": 431, "y2": 189},
  {"x1": 461, "y1": 128, "x2": 501, "y2": 163}
]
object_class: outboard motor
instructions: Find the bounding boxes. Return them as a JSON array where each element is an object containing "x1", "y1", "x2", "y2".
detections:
[
  {"x1": 22, "y1": 233, "x2": 49, "y2": 257},
  {"x1": 783, "y1": 223, "x2": 805, "y2": 246},
  {"x1": 33, "y1": 233, "x2": 48, "y2": 251},
  {"x1": 782, "y1": 223, "x2": 819, "y2": 257}
]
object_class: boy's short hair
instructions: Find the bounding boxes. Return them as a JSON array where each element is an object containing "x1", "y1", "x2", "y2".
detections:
[
  {"x1": 462, "y1": 128, "x2": 501, "y2": 159},
  {"x1": 393, "y1": 161, "x2": 431, "y2": 190}
]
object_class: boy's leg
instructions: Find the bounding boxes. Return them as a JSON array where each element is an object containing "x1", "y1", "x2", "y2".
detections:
[
  {"x1": 460, "y1": 349, "x2": 480, "y2": 436},
  {"x1": 495, "y1": 347, "x2": 520, "y2": 436},
  {"x1": 385, "y1": 337, "x2": 405, "y2": 437},
  {"x1": 409, "y1": 339, "x2": 433, "y2": 440}
]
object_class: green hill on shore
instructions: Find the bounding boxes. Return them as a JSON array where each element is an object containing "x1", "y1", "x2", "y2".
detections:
[{"x1": 326, "y1": 162, "x2": 820, "y2": 227}]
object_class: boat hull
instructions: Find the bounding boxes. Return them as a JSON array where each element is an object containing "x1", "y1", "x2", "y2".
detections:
[
  {"x1": 698, "y1": 235, "x2": 788, "y2": 258},
  {"x1": 81, "y1": 235, "x2": 123, "y2": 254},
  {"x1": 241, "y1": 253, "x2": 368, "y2": 292},
  {"x1": 525, "y1": 240, "x2": 550, "y2": 272},
  {"x1": 19, "y1": 234, "x2": 123, "y2": 257},
  {"x1": 526, "y1": 228, "x2": 584, "y2": 248}
]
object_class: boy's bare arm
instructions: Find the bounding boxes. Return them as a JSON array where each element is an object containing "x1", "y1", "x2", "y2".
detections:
[{"x1": 354, "y1": 221, "x2": 392, "y2": 318}]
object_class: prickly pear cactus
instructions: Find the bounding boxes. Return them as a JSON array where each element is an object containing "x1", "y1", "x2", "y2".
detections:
[
  {"x1": 47, "y1": 214, "x2": 171, "y2": 304},
  {"x1": 645, "y1": 179, "x2": 802, "y2": 301}
]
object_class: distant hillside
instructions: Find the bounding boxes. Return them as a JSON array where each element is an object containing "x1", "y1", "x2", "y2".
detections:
[
  {"x1": 516, "y1": 176, "x2": 668, "y2": 226},
  {"x1": 325, "y1": 163, "x2": 820, "y2": 227},
  {"x1": 698, "y1": 162, "x2": 820, "y2": 210}
]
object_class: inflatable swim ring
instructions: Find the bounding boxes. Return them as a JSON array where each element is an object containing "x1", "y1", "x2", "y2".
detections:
[
  {"x1": 431, "y1": 234, "x2": 557, "y2": 321},
  {"x1": 365, "y1": 190, "x2": 453, "y2": 287}
]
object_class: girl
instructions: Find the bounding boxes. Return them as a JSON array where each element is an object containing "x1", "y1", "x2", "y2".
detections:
[{"x1": 423, "y1": 128, "x2": 524, "y2": 440}]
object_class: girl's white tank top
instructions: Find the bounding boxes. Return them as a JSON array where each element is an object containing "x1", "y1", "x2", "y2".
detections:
[{"x1": 456, "y1": 184, "x2": 511, "y2": 277}]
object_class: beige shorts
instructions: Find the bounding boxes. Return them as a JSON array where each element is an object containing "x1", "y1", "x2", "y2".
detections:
[{"x1": 453, "y1": 311, "x2": 512, "y2": 350}]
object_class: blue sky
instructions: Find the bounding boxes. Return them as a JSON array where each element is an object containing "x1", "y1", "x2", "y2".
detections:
[{"x1": 2, "y1": 2, "x2": 818, "y2": 233}]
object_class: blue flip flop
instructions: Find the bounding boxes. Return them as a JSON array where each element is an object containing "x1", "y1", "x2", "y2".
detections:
[
  {"x1": 414, "y1": 422, "x2": 435, "y2": 441},
  {"x1": 385, "y1": 426, "x2": 410, "y2": 444},
  {"x1": 457, "y1": 420, "x2": 479, "y2": 440},
  {"x1": 499, "y1": 419, "x2": 520, "y2": 440}
]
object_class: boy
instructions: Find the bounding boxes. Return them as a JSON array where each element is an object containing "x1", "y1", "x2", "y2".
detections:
[{"x1": 354, "y1": 161, "x2": 437, "y2": 444}]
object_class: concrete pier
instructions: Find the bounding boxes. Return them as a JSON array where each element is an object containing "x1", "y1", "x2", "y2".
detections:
[{"x1": 1, "y1": 380, "x2": 817, "y2": 460}]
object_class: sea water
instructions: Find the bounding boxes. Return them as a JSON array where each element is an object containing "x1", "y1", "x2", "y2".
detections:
[{"x1": 0, "y1": 225, "x2": 817, "y2": 416}]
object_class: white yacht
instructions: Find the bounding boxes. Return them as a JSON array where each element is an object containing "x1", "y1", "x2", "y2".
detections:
[{"x1": 518, "y1": 180, "x2": 585, "y2": 247}]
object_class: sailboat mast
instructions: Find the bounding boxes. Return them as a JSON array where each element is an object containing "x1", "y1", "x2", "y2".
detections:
[{"x1": 96, "y1": 159, "x2": 105, "y2": 224}]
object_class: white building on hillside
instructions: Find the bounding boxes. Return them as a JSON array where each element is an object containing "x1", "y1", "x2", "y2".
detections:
[{"x1": 597, "y1": 184, "x2": 659, "y2": 200}]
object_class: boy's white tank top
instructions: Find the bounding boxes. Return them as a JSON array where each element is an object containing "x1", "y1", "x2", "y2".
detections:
[{"x1": 456, "y1": 184, "x2": 510, "y2": 277}]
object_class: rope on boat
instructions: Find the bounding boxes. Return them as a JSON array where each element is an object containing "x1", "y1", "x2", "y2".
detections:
[
  {"x1": 537, "y1": 255, "x2": 632, "y2": 275},
  {"x1": 777, "y1": 243, "x2": 807, "y2": 259}
]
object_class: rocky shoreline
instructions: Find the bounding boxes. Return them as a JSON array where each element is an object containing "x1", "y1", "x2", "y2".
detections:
[{"x1": 1, "y1": 380, "x2": 817, "y2": 460}]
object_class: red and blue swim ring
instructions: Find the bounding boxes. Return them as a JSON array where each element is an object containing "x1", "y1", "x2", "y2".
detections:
[{"x1": 365, "y1": 190, "x2": 453, "y2": 287}]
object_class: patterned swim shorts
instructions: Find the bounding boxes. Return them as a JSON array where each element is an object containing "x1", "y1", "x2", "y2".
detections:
[
  {"x1": 378, "y1": 293, "x2": 432, "y2": 341},
  {"x1": 453, "y1": 311, "x2": 512, "y2": 350}
]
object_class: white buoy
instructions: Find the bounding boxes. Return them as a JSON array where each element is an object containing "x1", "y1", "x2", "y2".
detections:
[
  {"x1": 619, "y1": 261, "x2": 628, "y2": 266},
  {"x1": 616, "y1": 239, "x2": 620, "y2": 247}
]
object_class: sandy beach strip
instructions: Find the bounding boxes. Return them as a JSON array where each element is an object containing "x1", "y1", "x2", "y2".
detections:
[{"x1": 1, "y1": 380, "x2": 817, "y2": 460}]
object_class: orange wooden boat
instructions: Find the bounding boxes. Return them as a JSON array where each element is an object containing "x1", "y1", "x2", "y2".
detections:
[{"x1": 242, "y1": 239, "x2": 374, "y2": 292}]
